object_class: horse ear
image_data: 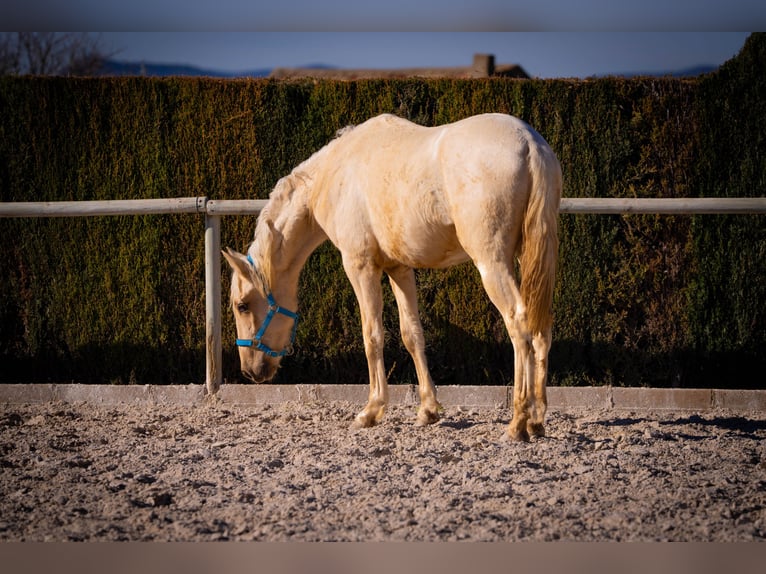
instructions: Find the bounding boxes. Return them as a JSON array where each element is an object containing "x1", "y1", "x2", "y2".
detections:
[{"x1": 221, "y1": 247, "x2": 252, "y2": 278}]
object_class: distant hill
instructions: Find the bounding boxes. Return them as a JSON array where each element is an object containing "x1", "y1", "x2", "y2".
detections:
[
  {"x1": 599, "y1": 65, "x2": 717, "y2": 79},
  {"x1": 99, "y1": 59, "x2": 717, "y2": 80},
  {"x1": 100, "y1": 60, "x2": 272, "y2": 78}
]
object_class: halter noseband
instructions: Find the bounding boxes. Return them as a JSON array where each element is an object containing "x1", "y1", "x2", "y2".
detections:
[{"x1": 235, "y1": 254, "x2": 299, "y2": 358}]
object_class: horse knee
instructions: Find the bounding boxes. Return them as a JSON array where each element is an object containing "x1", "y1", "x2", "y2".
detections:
[
  {"x1": 362, "y1": 327, "x2": 385, "y2": 359},
  {"x1": 399, "y1": 325, "x2": 416, "y2": 353},
  {"x1": 403, "y1": 330, "x2": 427, "y2": 360}
]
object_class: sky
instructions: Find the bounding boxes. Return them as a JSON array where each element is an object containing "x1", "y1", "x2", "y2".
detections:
[
  {"x1": 2, "y1": 1, "x2": 762, "y2": 79},
  {"x1": 3, "y1": 1, "x2": 765, "y2": 31},
  {"x1": 94, "y1": 32, "x2": 752, "y2": 79}
]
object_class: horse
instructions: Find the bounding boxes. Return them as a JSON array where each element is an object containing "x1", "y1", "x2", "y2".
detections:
[{"x1": 223, "y1": 113, "x2": 562, "y2": 441}]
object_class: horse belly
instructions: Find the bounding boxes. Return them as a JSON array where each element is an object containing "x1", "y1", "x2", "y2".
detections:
[
  {"x1": 389, "y1": 228, "x2": 468, "y2": 269},
  {"x1": 371, "y1": 193, "x2": 468, "y2": 269}
]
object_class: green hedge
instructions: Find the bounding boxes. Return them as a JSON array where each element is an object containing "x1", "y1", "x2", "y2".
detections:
[{"x1": 1, "y1": 34, "x2": 764, "y2": 388}]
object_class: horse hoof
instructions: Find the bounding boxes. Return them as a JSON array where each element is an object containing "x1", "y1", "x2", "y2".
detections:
[
  {"x1": 505, "y1": 426, "x2": 530, "y2": 443},
  {"x1": 415, "y1": 408, "x2": 440, "y2": 426},
  {"x1": 349, "y1": 414, "x2": 376, "y2": 431},
  {"x1": 527, "y1": 422, "x2": 546, "y2": 438}
]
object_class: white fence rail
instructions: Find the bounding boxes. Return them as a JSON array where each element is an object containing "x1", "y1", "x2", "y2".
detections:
[
  {"x1": 559, "y1": 197, "x2": 766, "y2": 214},
  {"x1": 0, "y1": 197, "x2": 208, "y2": 217},
  {"x1": 2, "y1": 196, "x2": 765, "y2": 394}
]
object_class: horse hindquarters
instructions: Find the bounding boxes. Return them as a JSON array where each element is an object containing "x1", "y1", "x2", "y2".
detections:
[{"x1": 466, "y1": 138, "x2": 560, "y2": 441}]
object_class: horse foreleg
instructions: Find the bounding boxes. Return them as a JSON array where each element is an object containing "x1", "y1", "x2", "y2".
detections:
[
  {"x1": 388, "y1": 266, "x2": 442, "y2": 426},
  {"x1": 343, "y1": 259, "x2": 389, "y2": 430}
]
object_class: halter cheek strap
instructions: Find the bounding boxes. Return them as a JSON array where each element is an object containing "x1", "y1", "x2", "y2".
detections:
[{"x1": 235, "y1": 255, "x2": 299, "y2": 358}]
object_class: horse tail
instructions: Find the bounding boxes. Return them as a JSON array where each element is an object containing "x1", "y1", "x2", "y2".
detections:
[{"x1": 519, "y1": 141, "x2": 562, "y2": 335}]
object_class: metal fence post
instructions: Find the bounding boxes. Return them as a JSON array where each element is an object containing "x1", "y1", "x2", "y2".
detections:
[{"x1": 204, "y1": 211, "x2": 222, "y2": 395}]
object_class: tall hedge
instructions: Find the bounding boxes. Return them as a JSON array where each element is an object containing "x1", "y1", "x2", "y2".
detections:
[{"x1": 1, "y1": 34, "x2": 764, "y2": 388}]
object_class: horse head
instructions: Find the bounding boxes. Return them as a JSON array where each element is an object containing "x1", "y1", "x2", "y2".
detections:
[{"x1": 222, "y1": 247, "x2": 299, "y2": 383}]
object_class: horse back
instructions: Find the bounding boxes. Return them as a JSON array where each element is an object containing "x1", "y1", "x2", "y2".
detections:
[{"x1": 309, "y1": 113, "x2": 551, "y2": 269}]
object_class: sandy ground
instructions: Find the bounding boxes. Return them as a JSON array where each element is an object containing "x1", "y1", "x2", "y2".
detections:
[{"x1": 1, "y1": 399, "x2": 765, "y2": 542}]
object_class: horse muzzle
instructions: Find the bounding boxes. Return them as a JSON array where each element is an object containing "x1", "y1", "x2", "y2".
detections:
[{"x1": 241, "y1": 362, "x2": 277, "y2": 383}]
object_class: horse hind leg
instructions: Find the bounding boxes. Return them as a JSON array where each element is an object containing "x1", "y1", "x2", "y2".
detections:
[
  {"x1": 474, "y1": 260, "x2": 539, "y2": 442},
  {"x1": 506, "y1": 315, "x2": 552, "y2": 441},
  {"x1": 388, "y1": 266, "x2": 442, "y2": 426},
  {"x1": 527, "y1": 329, "x2": 551, "y2": 438},
  {"x1": 507, "y1": 321, "x2": 536, "y2": 442}
]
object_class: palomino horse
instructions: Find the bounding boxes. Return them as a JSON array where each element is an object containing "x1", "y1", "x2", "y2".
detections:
[{"x1": 223, "y1": 113, "x2": 561, "y2": 441}]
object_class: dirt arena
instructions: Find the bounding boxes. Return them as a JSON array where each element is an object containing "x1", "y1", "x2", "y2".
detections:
[{"x1": 1, "y1": 398, "x2": 765, "y2": 541}]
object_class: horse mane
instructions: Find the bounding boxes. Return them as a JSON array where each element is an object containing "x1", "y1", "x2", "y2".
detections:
[
  {"x1": 247, "y1": 124, "x2": 357, "y2": 291},
  {"x1": 334, "y1": 124, "x2": 355, "y2": 138},
  {"x1": 248, "y1": 176, "x2": 294, "y2": 293}
]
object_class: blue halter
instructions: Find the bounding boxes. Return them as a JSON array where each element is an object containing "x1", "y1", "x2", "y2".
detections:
[{"x1": 235, "y1": 254, "x2": 299, "y2": 358}]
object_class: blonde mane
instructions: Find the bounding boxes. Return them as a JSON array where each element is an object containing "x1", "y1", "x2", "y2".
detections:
[
  {"x1": 248, "y1": 124, "x2": 358, "y2": 290},
  {"x1": 248, "y1": 176, "x2": 295, "y2": 293}
]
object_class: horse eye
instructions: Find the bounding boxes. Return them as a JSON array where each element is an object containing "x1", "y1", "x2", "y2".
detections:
[{"x1": 237, "y1": 302, "x2": 248, "y2": 314}]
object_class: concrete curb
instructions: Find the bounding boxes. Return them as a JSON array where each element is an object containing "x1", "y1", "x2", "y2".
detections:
[{"x1": 1, "y1": 384, "x2": 765, "y2": 413}]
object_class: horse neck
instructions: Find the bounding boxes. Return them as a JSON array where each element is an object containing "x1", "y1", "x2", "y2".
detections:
[{"x1": 253, "y1": 186, "x2": 327, "y2": 309}]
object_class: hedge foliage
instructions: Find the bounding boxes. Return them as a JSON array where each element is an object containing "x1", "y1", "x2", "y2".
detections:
[{"x1": 1, "y1": 34, "x2": 764, "y2": 388}]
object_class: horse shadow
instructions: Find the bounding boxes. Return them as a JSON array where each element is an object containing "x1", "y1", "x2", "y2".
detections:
[
  {"x1": 594, "y1": 413, "x2": 766, "y2": 439},
  {"x1": 662, "y1": 414, "x2": 766, "y2": 434},
  {"x1": 438, "y1": 419, "x2": 478, "y2": 430}
]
